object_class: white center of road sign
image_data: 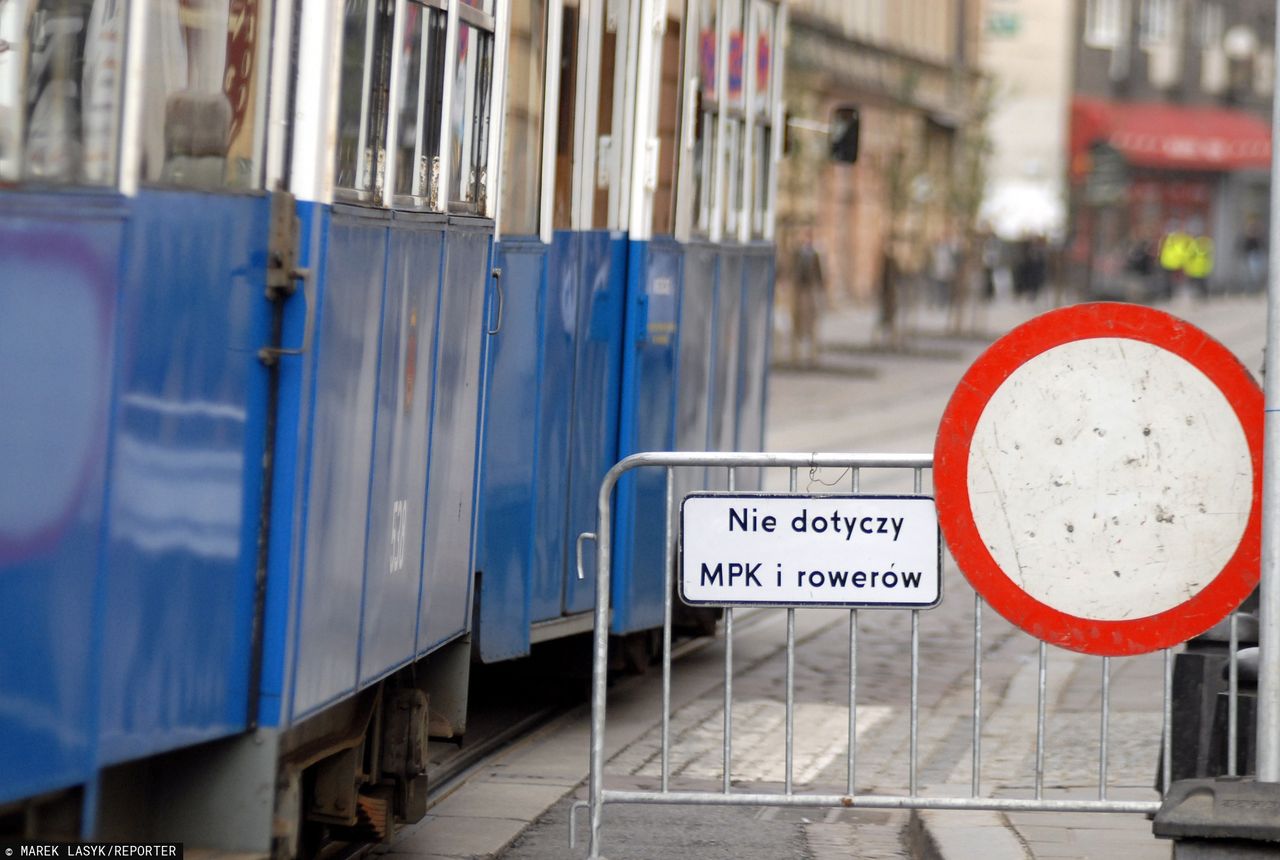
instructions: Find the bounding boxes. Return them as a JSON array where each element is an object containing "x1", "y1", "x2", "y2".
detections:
[
  {"x1": 680, "y1": 494, "x2": 940, "y2": 608},
  {"x1": 970, "y1": 337, "x2": 1252, "y2": 621}
]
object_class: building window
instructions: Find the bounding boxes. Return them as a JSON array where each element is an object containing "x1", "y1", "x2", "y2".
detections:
[
  {"x1": 1085, "y1": 0, "x2": 1129, "y2": 49},
  {"x1": 1197, "y1": 1, "x2": 1223, "y2": 49},
  {"x1": 1139, "y1": 0, "x2": 1176, "y2": 47}
]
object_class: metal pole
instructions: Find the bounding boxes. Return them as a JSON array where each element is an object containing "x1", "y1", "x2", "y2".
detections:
[{"x1": 1260, "y1": 0, "x2": 1280, "y2": 782}]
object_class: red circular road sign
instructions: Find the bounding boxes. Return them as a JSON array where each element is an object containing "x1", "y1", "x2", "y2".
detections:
[{"x1": 934, "y1": 303, "x2": 1262, "y2": 656}]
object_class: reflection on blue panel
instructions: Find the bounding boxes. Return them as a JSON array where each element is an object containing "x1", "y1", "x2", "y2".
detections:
[
  {"x1": 292, "y1": 215, "x2": 387, "y2": 719},
  {"x1": 419, "y1": 225, "x2": 489, "y2": 653},
  {"x1": 360, "y1": 227, "x2": 443, "y2": 683},
  {"x1": 475, "y1": 241, "x2": 543, "y2": 661},
  {"x1": 0, "y1": 209, "x2": 119, "y2": 802},
  {"x1": 99, "y1": 190, "x2": 270, "y2": 763}
]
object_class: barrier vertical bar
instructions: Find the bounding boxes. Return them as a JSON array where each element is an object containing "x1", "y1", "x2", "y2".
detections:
[
  {"x1": 973, "y1": 594, "x2": 983, "y2": 796},
  {"x1": 1099, "y1": 656, "x2": 1110, "y2": 800},
  {"x1": 1257, "y1": 0, "x2": 1280, "y2": 784},
  {"x1": 911, "y1": 609, "x2": 920, "y2": 796},
  {"x1": 787, "y1": 467, "x2": 798, "y2": 794},
  {"x1": 662, "y1": 466, "x2": 675, "y2": 792},
  {"x1": 848, "y1": 466, "x2": 860, "y2": 795},
  {"x1": 724, "y1": 606, "x2": 734, "y2": 794},
  {"x1": 1036, "y1": 642, "x2": 1047, "y2": 800},
  {"x1": 1162, "y1": 649, "x2": 1173, "y2": 795},
  {"x1": 724, "y1": 467, "x2": 735, "y2": 794},
  {"x1": 588, "y1": 461, "x2": 619, "y2": 859},
  {"x1": 1229, "y1": 612, "x2": 1239, "y2": 777},
  {"x1": 910, "y1": 467, "x2": 922, "y2": 796}
]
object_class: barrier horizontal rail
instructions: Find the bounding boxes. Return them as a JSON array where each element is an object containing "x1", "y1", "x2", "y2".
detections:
[{"x1": 574, "y1": 451, "x2": 1246, "y2": 859}]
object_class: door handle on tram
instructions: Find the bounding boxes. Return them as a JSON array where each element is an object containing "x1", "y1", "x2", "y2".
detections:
[
  {"x1": 488, "y1": 267, "x2": 504, "y2": 335},
  {"x1": 259, "y1": 266, "x2": 315, "y2": 365},
  {"x1": 576, "y1": 532, "x2": 597, "y2": 581}
]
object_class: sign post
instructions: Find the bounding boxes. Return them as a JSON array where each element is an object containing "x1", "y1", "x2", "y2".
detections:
[{"x1": 1258, "y1": 0, "x2": 1280, "y2": 785}]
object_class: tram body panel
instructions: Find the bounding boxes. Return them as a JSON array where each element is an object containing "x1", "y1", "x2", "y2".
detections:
[
  {"x1": 290, "y1": 213, "x2": 387, "y2": 720},
  {"x1": 530, "y1": 232, "x2": 579, "y2": 624},
  {"x1": 612, "y1": 239, "x2": 681, "y2": 636},
  {"x1": 97, "y1": 190, "x2": 272, "y2": 763},
  {"x1": 358, "y1": 224, "x2": 445, "y2": 684},
  {"x1": 561, "y1": 231, "x2": 627, "y2": 615},
  {"x1": 257, "y1": 200, "x2": 330, "y2": 729},
  {"x1": 0, "y1": 203, "x2": 121, "y2": 802},
  {"x1": 710, "y1": 247, "x2": 745, "y2": 454},
  {"x1": 418, "y1": 223, "x2": 490, "y2": 655},
  {"x1": 476, "y1": 240, "x2": 545, "y2": 662}
]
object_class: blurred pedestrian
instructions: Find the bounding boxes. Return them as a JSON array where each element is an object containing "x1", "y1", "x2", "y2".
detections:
[
  {"x1": 928, "y1": 232, "x2": 958, "y2": 306},
  {"x1": 790, "y1": 228, "x2": 824, "y2": 365},
  {"x1": 1241, "y1": 216, "x2": 1266, "y2": 292}
]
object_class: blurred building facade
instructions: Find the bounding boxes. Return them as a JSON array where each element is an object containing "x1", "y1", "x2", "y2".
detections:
[
  {"x1": 980, "y1": 0, "x2": 1075, "y2": 241},
  {"x1": 778, "y1": 1, "x2": 986, "y2": 303},
  {"x1": 1068, "y1": 0, "x2": 1275, "y2": 295}
]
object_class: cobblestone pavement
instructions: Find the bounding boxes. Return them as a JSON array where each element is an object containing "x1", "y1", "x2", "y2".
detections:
[{"x1": 386, "y1": 293, "x2": 1268, "y2": 859}]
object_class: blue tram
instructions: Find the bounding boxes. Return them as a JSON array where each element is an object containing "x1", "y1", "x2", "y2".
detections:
[{"x1": 0, "y1": 0, "x2": 784, "y2": 853}]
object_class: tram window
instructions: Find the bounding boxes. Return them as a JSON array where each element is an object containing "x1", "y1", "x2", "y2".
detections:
[
  {"x1": 651, "y1": 16, "x2": 681, "y2": 236},
  {"x1": 393, "y1": 2, "x2": 447, "y2": 206},
  {"x1": 2, "y1": 0, "x2": 126, "y2": 186},
  {"x1": 551, "y1": 0, "x2": 578, "y2": 229},
  {"x1": 750, "y1": 0, "x2": 775, "y2": 238},
  {"x1": 590, "y1": 26, "x2": 615, "y2": 229},
  {"x1": 445, "y1": 21, "x2": 492, "y2": 212},
  {"x1": 722, "y1": 118, "x2": 741, "y2": 236},
  {"x1": 336, "y1": 0, "x2": 395, "y2": 202},
  {"x1": 690, "y1": 0, "x2": 716, "y2": 235},
  {"x1": 499, "y1": 0, "x2": 546, "y2": 235},
  {"x1": 751, "y1": 124, "x2": 770, "y2": 235},
  {"x1": 136, "y1": 0, "x2": 269, "y2": 189}
]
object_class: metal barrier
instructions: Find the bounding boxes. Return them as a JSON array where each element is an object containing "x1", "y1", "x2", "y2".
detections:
[{"x1": 567, "y1": 451, "x2": 1259, "y2": 859}]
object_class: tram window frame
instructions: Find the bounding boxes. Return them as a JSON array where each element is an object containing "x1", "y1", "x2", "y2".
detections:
[
  {"x1": 335, "y1": 0, "x2": 396, "y2": 204},
  {"x1": 687, "y1": 0, "x2": 719, "y2": 239},
  {"x1": 444, "y1": 14, "x2": 494, "y2": 214},
  {"x1": 2, "y1": 0, "x2": 130, "y2": 189},
  {"x1": 334, "y1": 0, "x2": 497, "y2": 213},
  {"x1": 129, "y1": 0, "x2": 274, "y2": 192},
  {"x1": 497, "y1": 0, "x2": 547, "y2": 236},
  {"x1": 747, "y1": 0, "x2": 775, "y2": 239},
  {"x1": 392, "y1": 0, "x2": 448, "y2": 208}
]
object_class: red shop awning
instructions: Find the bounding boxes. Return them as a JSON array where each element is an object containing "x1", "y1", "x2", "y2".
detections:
[{"x1": 1071, "y1": 96, "x2": 1272, "y2": 172}]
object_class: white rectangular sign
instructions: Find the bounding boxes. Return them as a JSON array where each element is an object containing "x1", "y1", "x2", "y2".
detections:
[{"x1": 680, "y1": 493, "x2": 941, "y2": 608}]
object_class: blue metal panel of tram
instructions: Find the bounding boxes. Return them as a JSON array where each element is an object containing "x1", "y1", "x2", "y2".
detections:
[
  {"x1": 0, "y1": 199, "x2": 123, "y2": 802},
  {"x1": 359, "y1": 223, "x2": 444, "y2": 684},
  {"x1": 561, "y1": 232, "x2": 626, "y2": 615},
  {"x1": 612, "y1": 238, "x2": 681, "y2": 636},
  {"x1": 289, "y1": 211, "x2": 388, "y2": 720},
  {"x1": 0, "y1": 189, "x2": 273, "y2": 800},
  {"x1": 283, "y1": 210, "x2": 488, "y2": 720},
  {"x1": 98, "y1": 191, "x2": 270, "y2": 763},
  {"x1": 418, "y1": 222, "x2": 490, "y2": 654},
  {"x1": 475, "y1": 240, "x2": 544, "y2": 662},
  {"x1": 474, "y1": 230, "x2": 626, "y2": 658}
]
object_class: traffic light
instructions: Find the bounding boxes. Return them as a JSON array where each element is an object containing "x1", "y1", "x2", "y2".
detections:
[{"x1": 830, "y1": 106, "x2": 860, "y2": 163}]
